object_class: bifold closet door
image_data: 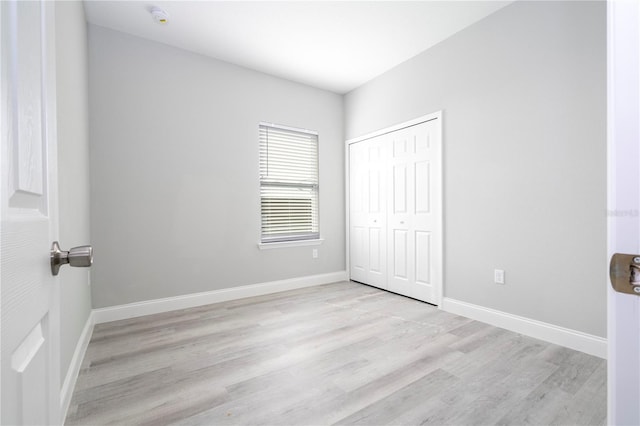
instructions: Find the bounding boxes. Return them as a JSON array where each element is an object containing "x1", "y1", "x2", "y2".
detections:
[
  {"x1": 387, "y1": 120, "x2": 440, "y2": 304},
  {"x1": 349, "y1": 136, "x2": 387, "y2": 289},
  {"x1": 348, "y1": 117, "x2": 441, "y2": 304}
]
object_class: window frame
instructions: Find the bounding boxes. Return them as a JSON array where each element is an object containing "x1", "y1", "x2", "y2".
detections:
[{"x1": 258, "y1": 122, "x2": 321, "y2": 248}]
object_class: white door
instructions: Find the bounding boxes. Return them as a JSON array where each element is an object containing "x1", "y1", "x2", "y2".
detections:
[
  {"x1": 607, "y1": 0, "x2": 640, "y2": 424},
  {"x1": 349, "y1": 135, "x2": 387, "y2": 288},
  {"x1": 387, "y1": 120, "x2": 441, "y2": 304},
  {"x1": 1, "y1": 1, "x2": 61, "y2": 424}
]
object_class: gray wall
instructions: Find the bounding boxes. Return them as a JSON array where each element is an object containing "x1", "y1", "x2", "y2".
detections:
[
  {"x1": 55, "y1": 2, "x2": 92, "y2": 380},
  {"x1": 88, "y1": 26, "x2": 345, "y2": 308},
  {"x1": 345, "y1": 1, "x2": 606, "y2": 337}
]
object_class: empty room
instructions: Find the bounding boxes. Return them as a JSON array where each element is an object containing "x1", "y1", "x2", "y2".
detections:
[{"x1": 2, "y1": 0, "x2": 639, "y2": 425}]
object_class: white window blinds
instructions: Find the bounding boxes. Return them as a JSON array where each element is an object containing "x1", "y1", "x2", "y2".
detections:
[{"x1": 259, "y1": 123, "x2": 319, "y2": 243}]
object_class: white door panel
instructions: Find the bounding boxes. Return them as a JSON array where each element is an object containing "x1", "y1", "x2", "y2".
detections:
[
  {"x1": 1, "y1": 1, "x2": 61, "y2": 424},
  {"x1": 415, "y1": 161, "x2": 430, "y2": 214},
  {"x1": 367, "y1": 225, "x2": 386, "y2": 287},
  {"x1": 387, "y1": 121, "x2": 439, "y2": 304},
  {"x1": 607, "y1": 1, "x2": 640, "y2": 423},
  {"x1": 365, "y1": 136, "x2": 387, "y2": 288},
  {"x1": 349, "y1": 137, "x2": 387, "y2": 289},
  {"x1": 350, "y1": 226, "x2": 366, "y2": 282},
  {"x1": 392, "y1": 229, "x2": 408, "y2": 280},
  {"x1": 368, "y1": 170, "x2": 381, "y2": 213},
  {"x1": 415, "y1": 231, "x2": 431, "y2": 285},
  {"x1": 392, "y1": 164, "x2": 408, "y2": 214}
]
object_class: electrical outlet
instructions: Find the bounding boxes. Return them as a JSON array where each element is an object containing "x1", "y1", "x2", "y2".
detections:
[
  {"x1": 312, "y1": 249, "x2": 318, "y2": 259},
  {"x1": 494, "y1": 269, "x2": 505, "y2": 284}
]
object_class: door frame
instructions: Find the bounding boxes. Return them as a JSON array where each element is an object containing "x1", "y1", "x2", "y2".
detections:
[{"x1": 344, "y1": 111, "x2": 443, "y2": 306}]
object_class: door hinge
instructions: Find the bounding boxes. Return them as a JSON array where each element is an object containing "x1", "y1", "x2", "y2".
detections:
[{"x1": 610, "y1": 253, "x2": 640, "y2": 295}]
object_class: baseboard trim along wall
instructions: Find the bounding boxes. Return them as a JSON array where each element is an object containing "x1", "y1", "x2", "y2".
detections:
[
  {"x1": 93, "y1": 271, "x2": 348, "y2": 324},
  {"x1": 440, "y1": 297, "x2": 607, "y2": 359},
  {"x1": 60, "y1": 311, "x2": 95, "y2": 423}
]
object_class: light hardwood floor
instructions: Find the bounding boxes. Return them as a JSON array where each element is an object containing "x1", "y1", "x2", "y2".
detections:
[{"x1": 66, "y1": 281, "x2": 606, "y2": 425}]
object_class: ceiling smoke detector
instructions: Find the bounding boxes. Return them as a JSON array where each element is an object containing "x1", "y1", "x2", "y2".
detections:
[{"x1": 150, "y1": 7, "x2": 169, "y2": 25}]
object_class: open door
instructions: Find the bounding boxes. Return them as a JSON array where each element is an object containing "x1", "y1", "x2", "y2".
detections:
[
  {"x1": 607, "y1": 0, "x2": 640, "y2": 424},
  {"x1": 1, "y1": 1, "x2": 61, "y2": 424}
]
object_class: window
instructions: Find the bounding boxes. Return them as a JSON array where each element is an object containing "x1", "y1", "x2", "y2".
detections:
[{"x1": 259, "y1": 123, "x2": 319, "y2": 244}]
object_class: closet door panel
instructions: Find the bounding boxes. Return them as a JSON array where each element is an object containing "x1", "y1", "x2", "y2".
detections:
[
  {"x1": 392, "y1": 229, "x2": 409, "y2": 280},
  {"x1": 412, "y1": 136, "x2": 434, "y2": 302},
  {"x1": 418, "y1": 120, "x2": 441, "y2": 303},
  {"x1": 416, "y1": 120, "x2": 441, "y2": 303},
  {"x1": 365, "y1": 136, "x2": 387, "y2": 288},
  {"x1": 387, "y1": 122, "x2": 438, "y2": 303},
  {"x1": 349, "y1": 137, "x2": 387, "y2": 289},
  {"x1": 350, "y1": 226, "x2": 367, "y2": 282},
  {"x1": 349, "y1": 141, "x2": 368, "y2": 283},
  {"x1": 415, "y1": 161, "x2": 430, "y2": 214},
  {"x1": 393, "y1": 165, "x2": 408, "y2": 214},
  {"x1": 388, "y1": 127, "x2": 416, "y2": 296},
  {"x1": 415, "y1": 231, "x2": 431, "y2": 285},
  {"x1": 367, "y1": 224, "x2": 386, "y2": 286}
]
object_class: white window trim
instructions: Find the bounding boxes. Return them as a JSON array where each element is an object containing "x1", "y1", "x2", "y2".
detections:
[
  {"x1": 258, "y1": 238, "x2": 324, "y2": 250},
  {"x1": 259, "y1": 122, "x2": 320, "y2": 245},
  {"x1": 259, "y1": 121, "x2": 318, "y2": 136}
]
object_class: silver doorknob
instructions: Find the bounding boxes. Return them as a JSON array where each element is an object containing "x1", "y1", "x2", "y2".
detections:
[{"x1": 51, "y1": 241, "x2": 93, "y2": 276}]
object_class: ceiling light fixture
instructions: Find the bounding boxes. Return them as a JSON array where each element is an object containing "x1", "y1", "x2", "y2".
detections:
[{"x1": 150, "y1": 6, "x2": 169, "y2": 25}]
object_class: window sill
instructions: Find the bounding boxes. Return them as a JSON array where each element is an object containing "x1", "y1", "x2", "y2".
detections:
[{"x1": 258, "y1": 238, "x2": 324, "y2": 250}]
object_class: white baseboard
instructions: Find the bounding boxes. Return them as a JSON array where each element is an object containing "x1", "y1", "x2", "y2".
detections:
[
  {"x1": 93, "y1": 271, "x2": 348, "y2": 324},
  {"x1": 440, "y1": 297, "x2": 607, "y2": 359},
  {"x1": 60, "y1": 311, "x2": 94, "y2": 423}
]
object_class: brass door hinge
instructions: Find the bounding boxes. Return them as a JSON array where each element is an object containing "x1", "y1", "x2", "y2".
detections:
[{"x1": 610, "y1": 253, "x2": 640, "y2": 295}]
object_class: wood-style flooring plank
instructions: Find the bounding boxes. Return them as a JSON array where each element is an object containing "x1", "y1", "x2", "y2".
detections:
[{"x1": 66, "y1": 281, "x2": 606, "y2": 425}]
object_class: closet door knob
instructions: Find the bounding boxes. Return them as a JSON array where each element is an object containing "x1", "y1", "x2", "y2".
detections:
[{"x1": 51, "y1": 241, "x2": 93, "y2": 276}]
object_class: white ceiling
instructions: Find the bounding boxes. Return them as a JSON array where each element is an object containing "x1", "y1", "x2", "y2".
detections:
[{"x1": 83, "y1": 1, "x2": 513, "y2": 94}]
